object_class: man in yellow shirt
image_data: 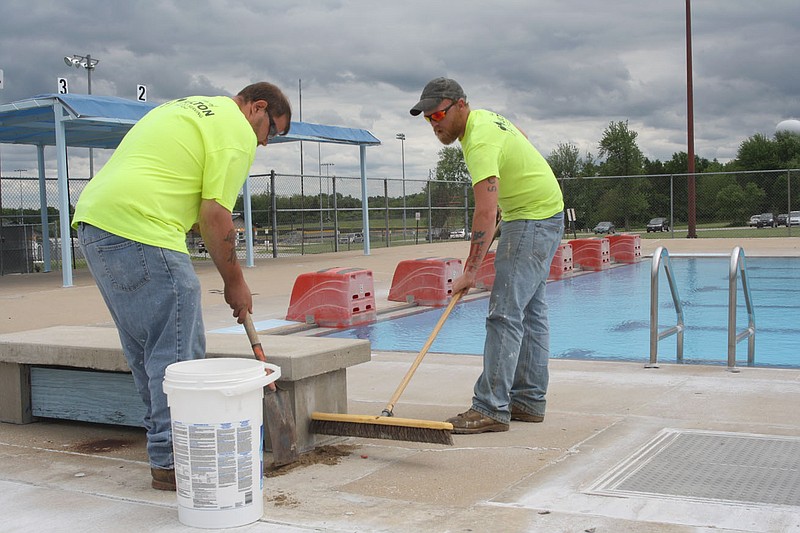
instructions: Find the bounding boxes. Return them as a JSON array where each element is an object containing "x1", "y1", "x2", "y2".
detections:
[
  {"x1": 72, "y1": 82, "x2": 291, "y2": 489},
  {"x1": 411, "y1": 78, "x2": 564, "y2": 434}
]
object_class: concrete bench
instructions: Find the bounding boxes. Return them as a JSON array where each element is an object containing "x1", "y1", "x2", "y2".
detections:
[{"x1": 0, "y1": 325, "x2": 370, "y2": 453}]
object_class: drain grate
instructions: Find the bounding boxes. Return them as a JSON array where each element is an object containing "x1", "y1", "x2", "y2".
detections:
[{"x1": 589, "y1": 429, "x2": 800, "y2": 508}]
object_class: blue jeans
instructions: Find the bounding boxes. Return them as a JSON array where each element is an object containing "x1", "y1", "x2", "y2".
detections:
[
  {"x1": 78, "y1": 223, "x2": 205, "y2": 469},
  {"x1": 472, "y1": 215, "x2": 564, "y2": 423}
]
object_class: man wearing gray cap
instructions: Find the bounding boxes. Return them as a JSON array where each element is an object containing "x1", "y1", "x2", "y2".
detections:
[{"x1": 410, "y1": 77, "x2": 564, "y2": 434}]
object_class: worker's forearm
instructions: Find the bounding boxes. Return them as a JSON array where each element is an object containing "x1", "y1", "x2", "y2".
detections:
[
  {"x1": 463, "y1": 209, "x2": 497, "y2": 277},
  {"x1": 198, "y1": 201, "x2": 244, "y2": 285}
]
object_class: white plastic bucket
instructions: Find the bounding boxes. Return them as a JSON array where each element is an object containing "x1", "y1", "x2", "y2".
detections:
[{"x1": 163, "y1": 358, "x2": 280, "y2": 529}]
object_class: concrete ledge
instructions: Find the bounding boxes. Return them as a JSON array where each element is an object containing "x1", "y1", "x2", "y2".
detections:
[
  {"x1": 0, "y1": 326, "x2": 371, "y2": 453},
  {"x1": 0, "y1": 326, "x2": 370, "y2": 375}
]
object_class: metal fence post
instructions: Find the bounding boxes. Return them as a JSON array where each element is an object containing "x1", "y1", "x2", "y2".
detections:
[
  {"x1": 670, "y1": 174, "x2": 674, "y2": 237},
  {"x1": 270, "y1": 170, "x2": 278, "y2": 258},
  {"x1": 333, "y1": 176, "x2": 339, "y2": 252},
  {"x1": 427, "y1": 179, "x2": 433, "y2": 242},
  {"x1": 787, "y1": 170, "x2": 792, "y2": 237},
  {"x1": 384, "y1": 178, "x2": 390, "y2": 247},
  {"x1": 463, "y1": 183, "x2": 470, "y2": 237}
]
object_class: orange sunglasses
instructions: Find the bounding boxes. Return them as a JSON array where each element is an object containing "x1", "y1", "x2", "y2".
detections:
[{"x1": 424, "y1": 101, "x2": 457, "y2": 123}]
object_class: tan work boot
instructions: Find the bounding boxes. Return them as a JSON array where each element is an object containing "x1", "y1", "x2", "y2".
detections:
[
  {"x1": 151, "y1": 468, "x2": 176, "y2": 491},
  {"x1": 446, "y1": 409, "x2": 509, "y2": 434},
  {"x1": 510, "y1": 406, "x2": 544, "y2": 423}
]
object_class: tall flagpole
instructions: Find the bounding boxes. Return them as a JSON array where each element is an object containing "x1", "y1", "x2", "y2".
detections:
[{"x1": 686, "y1": 0, "x2": 697, "y2": 238}]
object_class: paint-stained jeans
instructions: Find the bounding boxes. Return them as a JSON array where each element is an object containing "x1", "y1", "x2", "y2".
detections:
[
  {"x1": 471, "y1": 215, "x2": 564, "y2": 423},
  {"x1": 78, "y1": 223, "x2": 205, "y2": 469}
]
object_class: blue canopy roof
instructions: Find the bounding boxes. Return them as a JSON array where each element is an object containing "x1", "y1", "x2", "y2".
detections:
[
  {"x1": 0, "y1": 93, "x2": 381, "y2": 149},
  {"x1": 0, "y1": 93, "x2": 381, "y2": 287}
]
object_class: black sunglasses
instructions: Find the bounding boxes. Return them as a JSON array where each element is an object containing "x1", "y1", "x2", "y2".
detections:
[{"x1": 265, "y1": 108, "x2": 279, "y2": 140}]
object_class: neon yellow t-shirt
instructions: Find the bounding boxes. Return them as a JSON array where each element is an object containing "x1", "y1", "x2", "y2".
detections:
[
  {"x1": 460, "y1": 109, "x2": 563, "y2": 221},
  {"x1": 72, "y1": 96, "x2": 256, "y2": 253}
]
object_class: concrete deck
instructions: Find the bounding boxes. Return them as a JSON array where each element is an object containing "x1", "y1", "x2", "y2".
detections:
[{"x1": 2, "y1": 236, "x2": 800, "y2": 532}]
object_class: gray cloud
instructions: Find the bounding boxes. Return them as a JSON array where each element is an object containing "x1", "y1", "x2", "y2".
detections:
[{"x1": 1, "y1": 0, "x2": 798, "y2": 182}]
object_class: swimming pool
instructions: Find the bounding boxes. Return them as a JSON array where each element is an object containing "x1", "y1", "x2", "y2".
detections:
[{"x1": 325, "y1": 257, "x2": 800, "y2": 368}]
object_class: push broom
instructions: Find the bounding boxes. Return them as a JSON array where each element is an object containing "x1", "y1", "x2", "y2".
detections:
[{"x1": 310, "y1": 223, "x2": 501, "y2": 446}]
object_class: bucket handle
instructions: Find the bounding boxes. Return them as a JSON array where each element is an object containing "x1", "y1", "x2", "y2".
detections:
[{"x1": 164, "y1": 362, "x2": 281, "y2": 396}]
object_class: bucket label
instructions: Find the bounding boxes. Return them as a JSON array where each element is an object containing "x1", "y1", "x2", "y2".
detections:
[{"x1": 172, "y1": 419, "x2": 260, "y2": 509}]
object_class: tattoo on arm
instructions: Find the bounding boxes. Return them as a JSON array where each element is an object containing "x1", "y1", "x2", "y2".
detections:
[
  {"x1": 465, "y1": 239, "x2": 486, "y2": 274},
  {"x1": 223, "y1": 230, "x2": 238, "y2": 264}
]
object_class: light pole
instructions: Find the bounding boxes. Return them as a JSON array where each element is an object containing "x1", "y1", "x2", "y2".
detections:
[
  {"x1": 64, "y1": 54, "x2": 100, "y2": 177},
  {"x1": 685, "y1": 0, "x2": 697, "y2": 238},
  {"x1": 396, "y1": 133, "x2": 406, "y2": 240}
]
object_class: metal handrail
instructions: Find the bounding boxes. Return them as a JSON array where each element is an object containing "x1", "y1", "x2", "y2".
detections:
[
  {"x1": 648, "y1": 246, "x2": 685, "y2": 367},
  {"x1": 727, "y1": 246, "x2": 756, "y2": 371}
]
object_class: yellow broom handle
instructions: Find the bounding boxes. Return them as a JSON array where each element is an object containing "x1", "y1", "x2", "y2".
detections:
[
  {"x1": 382, "y1": 221, "x2": 502, "y2": 416},
  {"x1": 383, "y1": 290, "x2": 463, "y2": 414}
]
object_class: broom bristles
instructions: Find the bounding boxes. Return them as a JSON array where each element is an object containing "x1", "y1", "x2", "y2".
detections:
[{"x1": 310, "y1": 412, "x2": 454, "y2": 446}]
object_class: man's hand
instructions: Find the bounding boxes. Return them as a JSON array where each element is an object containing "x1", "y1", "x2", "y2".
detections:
[
  {"x1": 225, "y1": 278, "x2": 252, "y2": 323},
  {"x1": 452, "y1": 271, "x2": 476, "y2": 296}
]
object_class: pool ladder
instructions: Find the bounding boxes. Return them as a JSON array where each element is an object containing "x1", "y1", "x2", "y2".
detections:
[{"x1": 648, "y1": 246, "x2": 755, "y2": 371}]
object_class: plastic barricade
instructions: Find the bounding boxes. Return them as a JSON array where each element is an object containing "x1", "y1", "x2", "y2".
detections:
[
  {"x1": 606, "y1": 234, "x2": 642, "y2": 263},
  {"x1": 548, "y1": 243, "x2": 574, "y2": 280},
  {"x1": 388, "y1": 257, "x2": 463, "y2": 306},
  {"x1": 286, "y1": 267, "x2": 377, "y2": 327},
  {"x1": 568, "y1": 238, "x2": 611, "y2": 271}
]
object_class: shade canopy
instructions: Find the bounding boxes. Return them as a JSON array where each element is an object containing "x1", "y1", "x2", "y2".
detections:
[
  {"x1": 0, "y1": 93, "x2": 381, "y2": 148},
  {"x1": 0, "y1": 93, "x2": 381, "y2": 286}
]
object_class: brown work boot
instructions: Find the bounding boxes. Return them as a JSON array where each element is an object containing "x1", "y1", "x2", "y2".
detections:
[
  {"x1": 446, "y1": 409, "x2": 509, "y2": 434},
  {"x1": 510, "y1": 406, "x2": 544, "y2": 423},
  {"x1": 151, "y1": 468, "x2": 176, "y2": 491}
]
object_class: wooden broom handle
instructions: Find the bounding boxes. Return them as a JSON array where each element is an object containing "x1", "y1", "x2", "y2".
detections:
[
  {"x1": 243, "y1": 313, "x2": 266, "y2": 361},
  {"x1": 243, "y1": 313, "x2": 277, "y2": 390},
  {"x1": 382, "y1": 290, "x2": 463, "y2": 415},
  {"x1": 382, "y1": 221, "x2": 502, "y2": 416}
]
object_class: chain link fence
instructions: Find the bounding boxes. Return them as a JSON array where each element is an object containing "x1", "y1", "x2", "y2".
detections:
[
  {"x1": 213, "y1": 172, "x2": 473, "y2": 258},
  {"x1": 1, "y1": 169, "x2": 798, "y2": 275},
  {"x1": 0, "y1": 176, "x2": 89, "y2": 275},
  {"x1": 559, "y1": 169, "x2": 800, "y2": 238}
]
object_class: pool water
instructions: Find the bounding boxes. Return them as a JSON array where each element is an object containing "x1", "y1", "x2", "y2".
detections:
[{"x1": 325, "y1": 257, "x2": 800, "y2": 368}]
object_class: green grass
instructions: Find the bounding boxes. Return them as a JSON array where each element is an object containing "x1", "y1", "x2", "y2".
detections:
[
  {"x1": 637, "y1": 226, "x2": 800, "y2": 239},
  {"x1": 568, "y1": 224, "x2": 800, "y2": 240}
]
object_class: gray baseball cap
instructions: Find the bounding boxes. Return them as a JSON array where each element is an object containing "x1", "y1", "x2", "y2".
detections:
[{"x1": 409, "y1": 77, "x2": 466, "y2": 116}]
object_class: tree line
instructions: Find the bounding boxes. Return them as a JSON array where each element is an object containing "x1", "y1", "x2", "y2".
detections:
[
  {"x1": 433, "y1": 121, "x2": 800, "y2": 229},
  {"x1": 223, "y1": 122, "x2": 800, "y2": 232}
]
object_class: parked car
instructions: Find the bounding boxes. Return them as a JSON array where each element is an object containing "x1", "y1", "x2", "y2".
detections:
[
  {"x1": 338, "y1": 232, "x2": 363, "y2": 244},
  {"x1": 646, "y1": 217, "x2": 669, "y2": 232},
  {"x1": 789, "y1": 211, "x2": 800, "y2": 226},
  {"x1": 449, "y1": 228, "x2": 467, "y2": 239},
  {"x1": 593, "y1": 221, "x2": 615, "y2": 234},
  {"x1": 748, "y1": 214, "x2": 761, "y2": 227},
  {"x1": 756, "y1": 213, "x2": 776, "y2": 228},
  {"x1": 777, "y1": 213, "x2": 788, "y2": 226}
]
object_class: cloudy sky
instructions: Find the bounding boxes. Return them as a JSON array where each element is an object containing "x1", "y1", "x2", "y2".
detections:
[{"x1": 1, "y1": 0, "x2": 798, "y2": 183}]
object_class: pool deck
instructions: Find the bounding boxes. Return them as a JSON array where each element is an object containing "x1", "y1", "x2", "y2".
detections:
[{"x1": 2, "y1": 236, "x2": 800, "y2": 532}]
